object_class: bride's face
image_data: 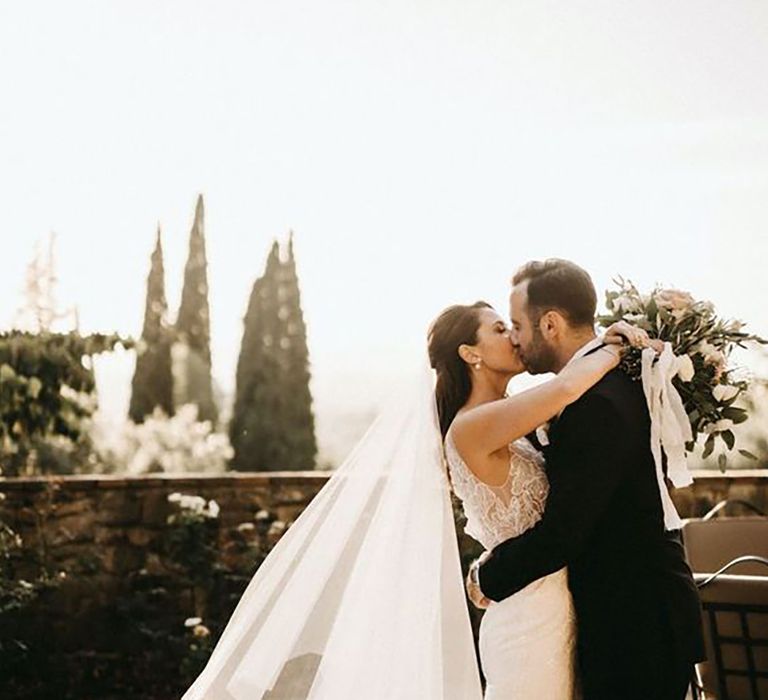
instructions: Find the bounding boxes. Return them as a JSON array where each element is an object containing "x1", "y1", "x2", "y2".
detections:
[{"x1": 471, "y1": 308, "x2": 525, "y2": 376}]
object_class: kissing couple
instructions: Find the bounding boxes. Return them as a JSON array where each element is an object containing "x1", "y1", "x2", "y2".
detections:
[{"x1": 184, "y1": 258, "x2": 705, "y2": 700}]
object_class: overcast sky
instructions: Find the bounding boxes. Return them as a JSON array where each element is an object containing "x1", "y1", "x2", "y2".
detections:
[{"x1": 1, "y1": 1, "x2": 766, "y2": 445}]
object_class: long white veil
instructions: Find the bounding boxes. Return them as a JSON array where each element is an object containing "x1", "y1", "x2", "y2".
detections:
[{"x1": 183, "y1": 361, "x2": 483, "y2": 700}]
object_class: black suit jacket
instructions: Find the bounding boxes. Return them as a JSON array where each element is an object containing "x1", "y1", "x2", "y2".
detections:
[{"x1": 478, "y1": 366, "x2": 705, "y2": 682}]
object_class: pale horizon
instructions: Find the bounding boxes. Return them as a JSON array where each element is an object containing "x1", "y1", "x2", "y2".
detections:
[{"x1": 2, "y1": 2, "x2": 767, "y2": 462}]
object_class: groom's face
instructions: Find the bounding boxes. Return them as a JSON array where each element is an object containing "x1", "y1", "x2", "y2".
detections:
[{"x1": 509, "y1": 282, "x2": 558, "y2": 375}]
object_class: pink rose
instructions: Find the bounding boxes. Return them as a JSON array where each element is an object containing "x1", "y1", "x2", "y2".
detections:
[{"x1": 655, "y1": 289, "x2": 694, "y2": 312}]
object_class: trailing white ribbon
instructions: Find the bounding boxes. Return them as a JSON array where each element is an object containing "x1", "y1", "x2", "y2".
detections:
[{"x1": 640, "y1": 343, "x2": 694, "y2": 530}]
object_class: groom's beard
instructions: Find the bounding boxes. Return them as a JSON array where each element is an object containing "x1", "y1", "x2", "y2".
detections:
[{"x1": 520, "y1": 331, "x2": 558, "y2": 375}]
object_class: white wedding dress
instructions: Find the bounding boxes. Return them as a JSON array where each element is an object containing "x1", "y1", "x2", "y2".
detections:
[{"x1": 444, "y1": 432, "x2": 576, "y2": 700}]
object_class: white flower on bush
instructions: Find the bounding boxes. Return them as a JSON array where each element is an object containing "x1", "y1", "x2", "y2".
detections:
[
  {"x1": 184, "y1": 617, "x2": 202, "y2": 627},
  {"x1": 95, "y1": 404, "x2": 234, "y2": 475},
  {"x1": 179, "y1": 495, "x2": 203, "y2": 513},
  {"x1": 712, "y1": 385, "x2": 740, "y2": 403},
  {"x1": 193, "y1": 624, "x2": 211, "y2": 638},
  {"x1": 675, "y1": 355, "x2": 695, "y2": 383},
  {"x1": 168, "y1": 492, "x2": 220, "y2": 518}
]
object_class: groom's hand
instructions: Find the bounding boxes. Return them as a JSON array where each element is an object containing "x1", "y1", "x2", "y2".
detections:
[{"x1": 466, "y1": 554, "x2": 492, "y2": 610}]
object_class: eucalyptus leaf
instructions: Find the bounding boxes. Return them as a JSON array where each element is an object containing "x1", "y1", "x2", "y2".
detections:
[
  {"x1": 702, "y1": 434, "x2": 716, "y2": 459},
  {"x1": 722, "y1": 407, "x2": 749, "y2": 424}
]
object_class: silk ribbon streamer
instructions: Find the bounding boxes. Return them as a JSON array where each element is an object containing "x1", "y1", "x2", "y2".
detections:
[{"x1": 640, "y1": 343, "x2": 694, "y2": 530}]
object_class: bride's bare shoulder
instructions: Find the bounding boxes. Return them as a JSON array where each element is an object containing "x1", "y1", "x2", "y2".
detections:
[{"x1": 447, "y1": 410, "x2": 474, "y2": 456}]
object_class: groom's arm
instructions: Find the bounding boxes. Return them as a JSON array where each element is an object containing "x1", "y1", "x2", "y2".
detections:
[{"x1": 478, "y1": 391, "x2": 628, "y2": 602}]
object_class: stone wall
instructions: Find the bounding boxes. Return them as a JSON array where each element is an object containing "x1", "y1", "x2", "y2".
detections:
[
  {"x1": 0, "y1": 472, "x2": 328, "y2": 700},
  {"x1": 0, "y1": 471, "x2": 328, "y2": 585},
  {"x1": 0, "y1": 469, "x2": 766, "y2": 699}
]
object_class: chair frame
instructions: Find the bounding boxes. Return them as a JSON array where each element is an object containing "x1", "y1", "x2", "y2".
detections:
[{"x1": 691, "y1": 556, "x2": 768, "y2": 700}]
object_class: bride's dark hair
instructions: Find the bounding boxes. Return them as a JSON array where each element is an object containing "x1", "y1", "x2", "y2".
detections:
[{"x1": 427, "y1": 301, "x2": 492, "y2": 438}]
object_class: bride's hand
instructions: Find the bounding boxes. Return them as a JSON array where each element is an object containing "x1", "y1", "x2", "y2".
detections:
[
  {"x1": 466, "y1": 554, "x2": 492, "y2": 610},
  {"x1": 603, "y1": 320, "x2": 663, "y2": 353}
]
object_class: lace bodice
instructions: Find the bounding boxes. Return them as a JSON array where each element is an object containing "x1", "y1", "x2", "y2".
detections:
[{"x1": 445, "y1": 432, "x2": 549, "y2": 550}]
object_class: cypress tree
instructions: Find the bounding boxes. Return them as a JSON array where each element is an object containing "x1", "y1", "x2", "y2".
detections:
[
  {"x1": 175, "y1": 194, "x2": 218, "y2": 424},
  {"x1": 278, "y1": 234, "x2": 317, "y2": 467},
  {"x1": 129, "y1": 226, "x2": 174, "y2": 422},
  {"x1": 230, "y1": 235, "x2": 317, "y2": 470}
]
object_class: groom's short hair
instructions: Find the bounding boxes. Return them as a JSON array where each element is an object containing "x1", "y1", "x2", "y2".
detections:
[{"x1": 512, "y1": 259, "x2": 597, "y2": 328}]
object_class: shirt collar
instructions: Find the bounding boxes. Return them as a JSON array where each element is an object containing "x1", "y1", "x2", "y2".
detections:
[
  {"x1": 550, "y1": 335, "x2": 604, "y2": 422},
  {"x1": 561, "y1": 335, "x2": 604, "y2": 372}
]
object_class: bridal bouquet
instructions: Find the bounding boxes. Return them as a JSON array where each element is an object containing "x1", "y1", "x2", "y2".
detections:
[{"x1": 598, "y1": 278, "x2": 766, "y2": 469}]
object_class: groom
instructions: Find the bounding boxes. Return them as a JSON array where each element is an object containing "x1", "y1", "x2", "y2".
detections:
[{"x1": 468, "y1": 259, "x2": 705, "y2": 700}]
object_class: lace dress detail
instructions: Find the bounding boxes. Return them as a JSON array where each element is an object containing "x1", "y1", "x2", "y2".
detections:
[
  {"x1": 444, "y1": 432, "x2": 549, "y2": 550},
  {"x1": 445, "y1": 431, "x2": 575, "y2": 700}
]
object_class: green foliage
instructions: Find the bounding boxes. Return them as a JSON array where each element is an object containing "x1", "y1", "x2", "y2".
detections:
[
  {"x1": 179, "y1": 617, "x2": 215, "y2": 686},
  {"x1": 175, "y1": 195, "x2": 218, "y2": 425},
  {"x1": 129, "y1": 228, "x2": 174, "y2": 423},
  {"x1": 0, "y1": 486, "x2": 64, "y2": 688},
  {"x1": 0, "y1": 330, "x2": 130, "y2": 475},
  {"x1": 230, "y1": 236, "x2": 317, "y2": 470},
  {"x1": 164, "y1": 493, "x2": 222, "y2": 593},
  {"x1": 0, "y1": 516, "x2": 60, "y2": 616}
]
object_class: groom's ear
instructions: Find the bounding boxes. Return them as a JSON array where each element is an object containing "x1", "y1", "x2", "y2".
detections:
[{"x1": 538, "y1": 310, "x2": 567, "y2": 340}]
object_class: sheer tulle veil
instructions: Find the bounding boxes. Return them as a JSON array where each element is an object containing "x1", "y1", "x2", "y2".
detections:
[{"x1": 182, "y1": 360, "x2": 483, "y2": 699}]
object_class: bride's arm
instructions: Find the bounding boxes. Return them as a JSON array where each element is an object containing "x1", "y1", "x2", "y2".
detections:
[{"x1": 451, "y1": 344, "x2": 621, "y2": 460}]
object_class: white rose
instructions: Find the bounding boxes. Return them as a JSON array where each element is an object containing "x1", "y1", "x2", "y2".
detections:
[
  {"x1": 712, "y1": 385, "x2": 739, "y2": 403},
  {"x1": 656, "y1": 288, "x2": 695, "y2": 311},
  {"x1": 675, "y1": 355, "x2": 695, "y2": 383},
  {"x1": 167, "y1": 492, "x2": 182, "y2": 503}
]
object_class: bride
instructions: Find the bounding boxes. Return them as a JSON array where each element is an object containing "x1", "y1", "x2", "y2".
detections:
[{"x1": 182, "y1": 302, "x2": 649, "y2": 700}]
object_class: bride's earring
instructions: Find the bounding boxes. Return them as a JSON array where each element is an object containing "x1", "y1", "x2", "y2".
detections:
[{"x1": 474, "y1": 360, "x2": 482, "y2": 370}]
